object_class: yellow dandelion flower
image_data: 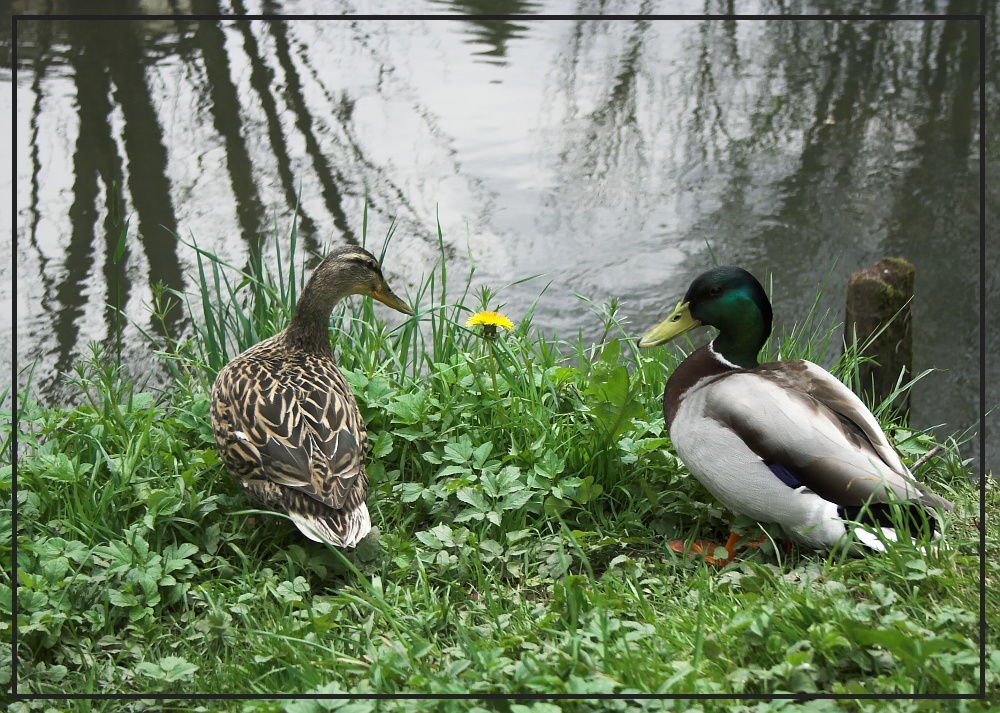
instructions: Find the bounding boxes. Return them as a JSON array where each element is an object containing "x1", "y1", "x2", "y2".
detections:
[
  {"x1": 466, "y1": 311, "x2": 514, "y2": 330},
  {"x1": 465, "y1": 310, "x2": 513, "y2": 393}
]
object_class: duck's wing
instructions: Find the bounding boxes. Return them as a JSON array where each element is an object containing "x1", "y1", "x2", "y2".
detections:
[
  {"x1": 213, "y1": 362, "x2": 366, "y2": 511},
  {"x1": 257, "y1": 386, "x2": 365, "y2": 509},
  {"x1": 705, "y1": 361, "x2": 952, "y2": 511}
]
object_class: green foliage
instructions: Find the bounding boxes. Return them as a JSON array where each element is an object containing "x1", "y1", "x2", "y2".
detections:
[{"x1": 5, "y1": 210, "x2": 989, "y2": 705}]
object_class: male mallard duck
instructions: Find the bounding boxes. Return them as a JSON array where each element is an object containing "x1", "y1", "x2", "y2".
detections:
[
  {"x1": 210, "y1": 246, "x2": 413, "y2": 548},
  {"x1": 638, "y1": 266, "x2": 953, "y2": 554}
]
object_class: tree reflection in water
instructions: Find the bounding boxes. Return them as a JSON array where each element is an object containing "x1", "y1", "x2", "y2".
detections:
[{"x1": 9, "y1": 3, "x2": 994, "y2": 469}]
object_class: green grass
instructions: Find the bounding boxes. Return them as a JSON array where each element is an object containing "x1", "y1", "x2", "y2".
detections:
[{"x1": 4, "y1": 210, "x2": 993, "y2": 711}]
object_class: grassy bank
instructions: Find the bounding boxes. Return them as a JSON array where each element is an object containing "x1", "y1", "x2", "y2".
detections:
[{"x1": 4, "y1": 215, "x2": 994, "y2": 711}]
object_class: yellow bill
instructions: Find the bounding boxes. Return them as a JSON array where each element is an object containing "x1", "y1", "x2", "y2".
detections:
[{"x1": 637, "y1": 301, "x2": 701, "y2": 348}]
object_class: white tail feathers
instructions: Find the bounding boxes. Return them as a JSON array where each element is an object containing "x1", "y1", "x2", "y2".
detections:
[
  {"x1": 850, "y1": 522, "x2": 944, "y2": 556},
  {"x1": 287, "y1": 503, "x2": 371, "y2": 548},
  {"x1": 852, "y1": 526, "x2": 894, "y2": 553}
]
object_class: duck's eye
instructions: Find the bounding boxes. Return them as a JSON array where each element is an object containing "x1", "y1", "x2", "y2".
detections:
[{"x1": 709, "y1": 286, "x2": 723, "y2": 297}]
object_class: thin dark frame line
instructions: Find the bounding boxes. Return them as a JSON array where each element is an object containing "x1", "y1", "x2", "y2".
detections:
[
  {"x1": 9, "y1": 9, "x2": 988, "y2": 703},
  {"x1": 10, "y1": 13, "x2": 989, "y2": 21},
  {"x1": 10, "y1": 10, "x2": 20, "y2": 704},
  {"x1": 12, "y1": 692, "x2": 985, "y2": 701},
  {"x1": 977, "y1": 8, "x2": 987, "y2": 703}
]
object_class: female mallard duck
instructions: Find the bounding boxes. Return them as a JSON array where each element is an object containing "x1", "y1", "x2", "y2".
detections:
[
  {"x1": 638, "y1": 266, "x2": 953, "y2": 554},
  {"x1": 210, "y1": 246, "x2": 413, "y2": 548}
]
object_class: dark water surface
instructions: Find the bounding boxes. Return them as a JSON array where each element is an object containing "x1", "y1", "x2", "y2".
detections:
[{"x1": 7, "y1": 2, "x2": 997, "y2": 474}]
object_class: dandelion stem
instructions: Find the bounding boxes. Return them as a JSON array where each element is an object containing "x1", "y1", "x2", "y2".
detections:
[{"x1": 488, "y1": 341, "x2": 499, "y2": 399}]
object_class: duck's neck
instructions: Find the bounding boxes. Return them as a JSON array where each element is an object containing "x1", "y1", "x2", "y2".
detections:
[
  {"x1": 709, "y1": 304, "x2": 769, "y2": 370},
  {"x1": 283, "y1": 282, "x2": 348, "y2": 354},
  {"x1": 663, "y1": 345, "x2": 737, "y2": 429}
]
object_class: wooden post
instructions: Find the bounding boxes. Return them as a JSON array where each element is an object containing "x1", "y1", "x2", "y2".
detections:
[{"x1": 844, "y1": 258, "x2": 915, "y2": 414}]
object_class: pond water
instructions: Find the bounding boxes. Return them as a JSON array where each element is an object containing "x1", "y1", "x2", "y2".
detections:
[{"x1": 6, "y1": 2, "x2": 997, "y2": 475}]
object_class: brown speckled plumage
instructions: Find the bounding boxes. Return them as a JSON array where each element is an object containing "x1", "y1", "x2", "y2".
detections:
[{"x1": 210, "y1": 245, "x2": 412, "y2": 548}]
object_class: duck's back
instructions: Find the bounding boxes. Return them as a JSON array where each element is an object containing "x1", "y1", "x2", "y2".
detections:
[{"x1": 210, "y1": 333, "x2": 372, "y2": 547}]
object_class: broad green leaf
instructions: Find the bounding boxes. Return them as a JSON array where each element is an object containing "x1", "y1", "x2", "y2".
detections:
[
  {"x1": 444, "y1": 436, "x2": 475, "y2": 464},
  {"x1": 385, "y1": 392, "x2": 426, "y2": 424},
  {"x1": 415, "y1": 529, "x2": 444, "y2": 550},
  {"x1": 543, "y1": 496, "x2": 569, "y2": 517},
  {"x1": 137, "y1": 656, "x2": 198, "y2": 682},
  {"x1": 456, "y1": 487, "x2": 487, "y2": 511},
  {"x1": 369, "y1": 431, "x2": 393, "y2": 459},
  {"x1": 501, "y1": 490, "x2": 534, "y2": 512},
  {"x1": 436, "y1": 464, "x2": 471, "y2": 478},
  {"x1": 479, "y1": 539, "x2": 504, "y2": 558},
  {"x1": 109, "y1": 589, "x2": 139, "y2": 608},
  {"x1": 395, "y1": 483, "x2": 425, "y2": 503},
  {"x1": 598, "y1": 338, "x2": 621, "y2": 367},
  {"x1": 472, "y1": 441, "x2": 494, "y2": 469}
]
